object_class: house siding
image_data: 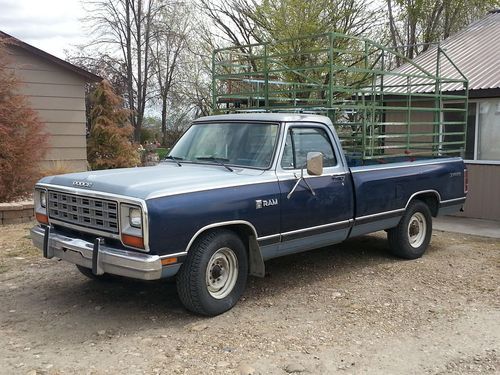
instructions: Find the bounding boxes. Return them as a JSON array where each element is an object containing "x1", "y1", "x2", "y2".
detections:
[
  {"x1": 457, "y1": 163, "x2": 500, "y2": 221},
  {"x1": 384, "y1": 101, "x2": 435, "y2": 155},
  {"x1": 8, "y1": 46, "x2": 88, "y2": 172}
]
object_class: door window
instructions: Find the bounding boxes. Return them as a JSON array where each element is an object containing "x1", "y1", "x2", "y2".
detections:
[{"x1": 281, "y1": 127, "x2": 336, "y2": 169}]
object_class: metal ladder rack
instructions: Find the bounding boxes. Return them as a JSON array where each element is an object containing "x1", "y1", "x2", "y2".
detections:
[{"x1": 212, "y1": 32, "x2": 468, "y2": 162}]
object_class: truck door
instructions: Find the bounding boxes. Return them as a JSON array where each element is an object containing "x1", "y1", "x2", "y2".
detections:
[{"x1": 277, "y1": 124, "x2": 354, "y2": 254}]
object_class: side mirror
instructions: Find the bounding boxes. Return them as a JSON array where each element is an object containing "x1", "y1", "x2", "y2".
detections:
[{"x1": 307, "y1": 152, "x2": 323, "y2": 176}]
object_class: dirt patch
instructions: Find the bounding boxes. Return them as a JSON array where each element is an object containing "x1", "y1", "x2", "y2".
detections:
[{"x1": 0, "y1": 222, "x2": 499, "y2": 374}]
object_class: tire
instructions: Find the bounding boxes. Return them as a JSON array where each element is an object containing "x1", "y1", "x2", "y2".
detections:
[
  {"x1": 176, "y1": 229, "x2": 248, "y2": 316},
  {"x1": 387, "y1": 200, "x2": 433, "y2": 259},
  {"x1": 75, "y1": 265, "x2": 112, "y2": 281}
]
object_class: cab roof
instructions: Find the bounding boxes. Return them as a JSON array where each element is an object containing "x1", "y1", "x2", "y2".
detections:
[{"x1": 194, "y1": 112, "x2": 333, "y2": 125}]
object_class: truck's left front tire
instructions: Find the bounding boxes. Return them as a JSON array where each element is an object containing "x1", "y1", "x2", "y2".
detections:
[
  {"x1": 176, "y1": 229, "x2": 248, "y2": 316},
  {"x1": 75, "y1": 265, "x2": 112, "y2": 281}
]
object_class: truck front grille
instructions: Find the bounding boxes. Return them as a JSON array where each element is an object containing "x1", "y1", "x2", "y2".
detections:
[{"x1": 48, "y1": 191, "x2": 119, "y2": 234}]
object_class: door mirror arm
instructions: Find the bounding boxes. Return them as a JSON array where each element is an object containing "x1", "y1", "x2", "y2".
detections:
[
  {"x1": 287, "y1": 167, "x2": 316, "y2": 199},
  {"x1": 287, "y1": 152, "x2": 323, "y2": 199}
]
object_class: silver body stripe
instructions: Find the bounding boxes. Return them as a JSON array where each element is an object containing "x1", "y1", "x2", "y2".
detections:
[
  {"x1": 146, "y1": 173, "x2": 277, "y2": 200},
  {"x1": 257, "y1": 234, "x2": 281, "y2": 241},
  {"x1": 281, "y1": 219, "x2": 352, "y2": 236},
  {"x1": 355, "y1": 208, "x2": 405, "y2": 221},
  {"x1": 350, "y1": 157, "x2": 463, "y2": 173},
  {"x1": 440, "y1": 197, "x2": 466, "y2": 204},
  {"x1": 257, "y1": 220, "x2": 352, "y2": 242}
]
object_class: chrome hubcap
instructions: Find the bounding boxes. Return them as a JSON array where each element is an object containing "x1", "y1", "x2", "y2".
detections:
[
  {"x1": 206, "y1": 247, "x2": 238, "y2": 299},
  {"x1": 408, "y1": 212, "x2": 427, "y2": 248}
]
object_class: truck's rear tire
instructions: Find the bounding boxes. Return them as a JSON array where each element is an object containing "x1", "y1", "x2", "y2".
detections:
[
  {"x1": 387, "y1": 200, "x2": 432, "y2": 259},
  {"x1": 176, "y1": 229, "x2": 248, "y2": 316}
]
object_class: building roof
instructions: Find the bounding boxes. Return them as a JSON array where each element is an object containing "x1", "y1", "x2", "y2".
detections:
[
  {"x1": 389, "y1": 10, "x2": 500, "y2": 95},
  {"x1": 0, "y1": 31, "x2": 101, "y2": 83}
]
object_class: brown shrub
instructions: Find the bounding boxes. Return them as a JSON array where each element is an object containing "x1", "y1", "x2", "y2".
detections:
[
  {"x1": 87, "y1": 80, "x2": 140, "y2": 169},
  {"x1": 0, "y1": 38, "x2": 48, "y2": 202}
]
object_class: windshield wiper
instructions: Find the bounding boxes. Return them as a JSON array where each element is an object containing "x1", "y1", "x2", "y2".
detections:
[
  {"x1": 165, "y1": 155, "x2": 183, "y2": 167},
  {"x1": 196, "y1": 156, "x2": 234, "y2": 172}
]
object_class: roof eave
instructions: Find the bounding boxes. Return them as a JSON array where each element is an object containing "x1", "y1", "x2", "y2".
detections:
[{"x1": 0, "y1": 31, "x2": 102, "y2": 83}]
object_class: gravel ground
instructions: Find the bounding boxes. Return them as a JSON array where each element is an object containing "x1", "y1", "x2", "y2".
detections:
[{"x1": 0, "y1": 221, "x2": 499, "y2": 375}]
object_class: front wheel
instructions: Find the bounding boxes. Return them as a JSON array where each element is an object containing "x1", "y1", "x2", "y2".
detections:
[
  {"x1": 75, "y1": 265, "x2": 112, "y2": 281},
  {"x1": 176, "y1": 229, "x2": 248, "y2": 316},
  {"x1": 387, "y1": 200, "x2": 432, "y2": 259}
]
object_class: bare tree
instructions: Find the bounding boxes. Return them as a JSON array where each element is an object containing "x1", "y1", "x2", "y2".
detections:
[
  {"x1": 198, "y1": 0, "x2": 264, "y2": 72},
  {"x1": 149, "y1": 2, "x2": 191, "y2": 143},
  {"x1": 84, "y1": 0, "x2": 165, "y2": 141},
  {"x1": 199, "y1": 0, "x2": 262, "y2": 47},
  {"x1": 386, "y1": 0, "x2": 500, "y2": 63}
]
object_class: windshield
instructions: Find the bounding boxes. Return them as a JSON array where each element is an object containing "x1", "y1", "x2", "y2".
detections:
[{"x1": 168, "y1": 122, "x2": 279, "y2": 169}]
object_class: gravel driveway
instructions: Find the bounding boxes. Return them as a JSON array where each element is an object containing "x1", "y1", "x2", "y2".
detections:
[{"x1": 0, "y1": 222, "x2": 499, "y2": 374}]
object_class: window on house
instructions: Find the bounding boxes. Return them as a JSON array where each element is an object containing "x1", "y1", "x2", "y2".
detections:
[
  {"x1": 444, "y1": 100, "x2": 500, "y2": 162},
  {"x1": 477, "y1": 100, "x2": 500, "y2": 161}
]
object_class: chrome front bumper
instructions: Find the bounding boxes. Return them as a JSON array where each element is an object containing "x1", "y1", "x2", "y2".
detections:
[{"x1": 31, "y1": 225, "x2": 180, "y2": 280}]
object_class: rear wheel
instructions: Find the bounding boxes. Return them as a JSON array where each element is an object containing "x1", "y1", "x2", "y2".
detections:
[
  {"x1": 387, "y1": 200, "x2": 432, "y2": 259},
  {"x1": 176, "y1": 229, "x2": 248, "y2": 316}
]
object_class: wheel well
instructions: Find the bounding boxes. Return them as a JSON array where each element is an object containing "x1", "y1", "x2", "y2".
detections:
[
  {"x1": 409, "y1": 193, "x2": 439, "y2": 217},
  {"x1": 189, "y1": 223, "x2": 265, "y2": 278},
  {"x1": 224, "y1": 224, "x2": 255, "y2": 246}
]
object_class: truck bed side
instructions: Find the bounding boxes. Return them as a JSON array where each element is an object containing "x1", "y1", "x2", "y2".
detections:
[{"x1": 349, "y1": 158, "x2": 466, "y2": 238}]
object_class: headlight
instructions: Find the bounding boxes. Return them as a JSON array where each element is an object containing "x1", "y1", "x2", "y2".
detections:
[
  {"x1": 40, "y1": 191, "x2": 47, "y2": 208},
  {"x1": 129, "y1": 207, "x2": 142, "y2": 228}
]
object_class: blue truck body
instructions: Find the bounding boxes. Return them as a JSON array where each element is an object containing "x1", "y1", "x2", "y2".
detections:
[{"x1": 31, "y1": 113, "x2": 467, "y2": 315}]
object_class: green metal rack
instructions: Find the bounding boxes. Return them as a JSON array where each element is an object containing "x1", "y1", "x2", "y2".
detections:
[{"x1": 211, "y1": 32, "x2": 468, "y2": 162}]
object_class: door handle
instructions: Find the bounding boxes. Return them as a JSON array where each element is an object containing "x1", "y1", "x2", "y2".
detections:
[{"x1": 332, "y1": 175, "x2": 345, "y2": 185}]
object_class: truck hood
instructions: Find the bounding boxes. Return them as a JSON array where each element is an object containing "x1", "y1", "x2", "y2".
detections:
[{"x1": 38, "y1": 162, "x2": 275, "y2": 200}]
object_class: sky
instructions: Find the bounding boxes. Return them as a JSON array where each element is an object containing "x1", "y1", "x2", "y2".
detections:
[{"x1": 0, "y1": 0, "x2": 88, "y2": 59}]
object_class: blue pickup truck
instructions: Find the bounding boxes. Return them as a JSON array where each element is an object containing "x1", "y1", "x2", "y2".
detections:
[{"x1": 31, "y1": 113, "x2": 467, "y2": 315}]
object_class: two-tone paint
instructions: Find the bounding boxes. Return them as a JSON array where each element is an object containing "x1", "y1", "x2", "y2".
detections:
[{"x1": 31, "y1": 113, "x2": 467, "y2": 280}]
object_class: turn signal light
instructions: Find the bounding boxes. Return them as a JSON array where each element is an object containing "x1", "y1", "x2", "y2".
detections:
[
  {"x1": 36, "y1": 213, "x2": 49, "y2": 224},
  {"x1": 121, "y1": 234, "x2": 144, "y2": 249},
  {"x1": 161, "y1": 257, "x2": 178, "y2": 266}
]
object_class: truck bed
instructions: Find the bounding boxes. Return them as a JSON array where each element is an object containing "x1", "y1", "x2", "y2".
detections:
[{"x1": 349, "y1": 157, "x2": 466, "y2": 238}]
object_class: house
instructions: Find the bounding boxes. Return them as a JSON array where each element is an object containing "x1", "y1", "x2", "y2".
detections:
[
  {"x1": 386, "y1": 10, "x2": 500, "y2": 221},
  {"x1": 0, "y1": 31, "x2": 101, "y2": 172}
]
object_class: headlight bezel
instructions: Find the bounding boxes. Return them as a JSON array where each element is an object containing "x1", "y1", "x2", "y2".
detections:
[
  {"x1": 34, "y1": 188, "x2": 48, "y2": 215},
  {"x1": 34, "y1": 187, "x2": 49, "y2": 224},
  {"x1": 120, "y1": 203, "x2": 145, "y2": 250}
]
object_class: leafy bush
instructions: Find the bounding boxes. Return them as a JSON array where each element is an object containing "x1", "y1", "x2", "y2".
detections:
[
  {"x1": 140, "y1": 127, "x2": 157, "y2": 143},
  {"x1": 155, "y1": 147, "x2": 169, "y2": 160},
  {"x1": 0, "y1": 39, "x2": 48, "y2": 202},
  {"x1": 87, "y1": 80, "x2": 140, "y2": 170}
]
